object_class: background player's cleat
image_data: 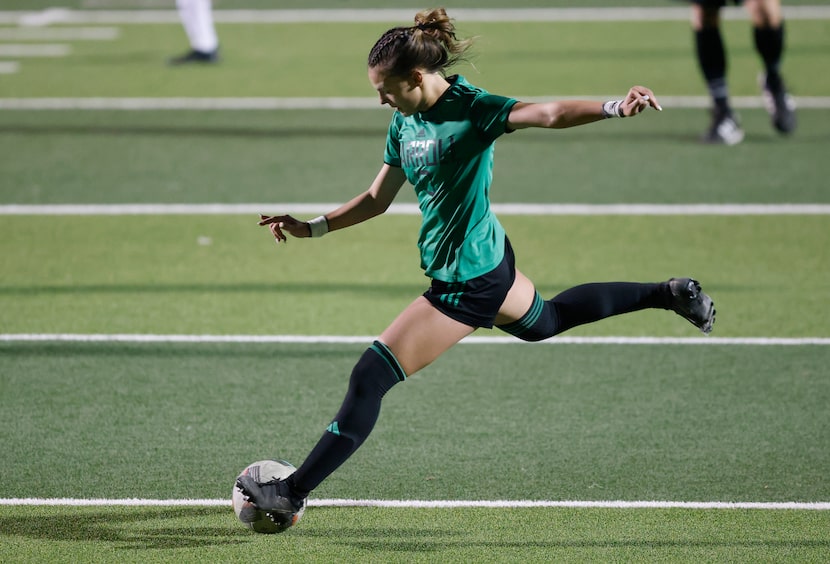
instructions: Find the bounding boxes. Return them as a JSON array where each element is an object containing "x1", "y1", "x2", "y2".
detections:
[
  {"x1": 167, "y1": 48, "x2": 219, "y2": 65},
  {"x1": 236, "y1": 475, "x2": 305, "y2": 516},
  {"x1": 668, "y1": 278, "x2": 715, "y2": 334},
  {"x1": 759, "y1": 73, "x2": 796, "y2": 134},
  {"x1": 702, "y1": 110, "x2": 744, "y2": 145}
]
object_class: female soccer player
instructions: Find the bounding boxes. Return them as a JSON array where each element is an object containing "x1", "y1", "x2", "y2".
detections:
[{"x1": 238, "y1": 8, "x2": 715, "y2": 521}]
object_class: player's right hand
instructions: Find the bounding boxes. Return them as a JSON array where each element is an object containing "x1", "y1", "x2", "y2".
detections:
[
  {"x1": 258, "y1": 214, "x2": 310, "y2": 243},
  {"x1": 621, "y1": 85, "x2": 662, "y2": 116}
]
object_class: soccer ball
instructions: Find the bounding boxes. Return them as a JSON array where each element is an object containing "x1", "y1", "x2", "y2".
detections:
[{"x1": 232, "y1": 459, "x2": 306, "y2": 534}]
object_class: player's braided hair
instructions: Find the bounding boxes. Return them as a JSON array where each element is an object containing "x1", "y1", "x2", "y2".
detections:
[{"x1": 367, "y1": 8, "x2": 473, "y2": 76}]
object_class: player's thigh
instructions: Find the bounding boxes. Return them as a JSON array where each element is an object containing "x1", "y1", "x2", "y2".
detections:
[
  {"x1": 493, "y1": 268, "x2": 537, "y2": 327},
  {"x1": 379, "y1": 296, "x2": 475, "y2": 376},
  {"x1": 745, "y1": 0, "x2": 782, "y2": 27},
  {"x1": 691, "y1": 2, "x2": 724, "y2": 29}
]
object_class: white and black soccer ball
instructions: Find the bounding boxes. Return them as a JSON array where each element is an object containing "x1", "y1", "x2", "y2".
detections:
[{"x1": 232, "y1": 459, "x2": 306, "y2": 533}]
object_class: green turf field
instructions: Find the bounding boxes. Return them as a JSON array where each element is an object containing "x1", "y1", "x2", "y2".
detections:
[
  {"x1": 1, "y1": 5, "x2": 829, "y2": 563},
  {"x1": 1, "y1": 214, "x2": 829, "y2": 336},
  {"x1": 2, "y1": 108, "x2": 829, "y2": 205},
  {"x1": 9, "y1": 0, "x2": 829, "y2": 10},
  {"x1": 1, "y1": 19, "x2": 829, "y2": 98},
  {"x1": 1, "y1": 505, "x2": 828, "y2": 562}
]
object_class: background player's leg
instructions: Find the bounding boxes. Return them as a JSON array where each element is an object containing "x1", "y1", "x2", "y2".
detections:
[
  {"x1": 171, "y1": 0, "x2": 219, "y2": 64},
  {"x1": 692, "y1": 3, "x2": 744, "y2": 144},
  {"x1": 746, "y1": 0, "x2": 796, "y2": 133}
]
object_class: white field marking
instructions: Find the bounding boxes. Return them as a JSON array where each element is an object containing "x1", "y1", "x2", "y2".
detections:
[
  {"x1": 1, "y1": 498, "x2": 828, "y2": 510},
  {"x1": 0, "y1": 61, "x2": 19, "y2": 74},
  {"x1": 2, "y1": 334, "x2": 829, "y2": 346},
  {"x1": 2, "y1": 96, "x2": 830, "y2": 111},
  {"x1": 11, "y1": 8, "x2": 71, "y2": 27},
  {"x1": 0, "y1": 43, "x2": 69, "y2": 57},
  {"x1": 2, "y1": 204, "x2": 830, "y2": 216},
  {"x1": 0, "y1": 26, "x2": 119, "y2": 41},
  {"x1": 1, "y1": 7, "x2": 829, "y2": 25},
  {"x1": 0, "y1": 97, "x2": 385, "y2": 110},
  {"x1": 82, "y1": 0, "x2": 171, "y2": 7}
]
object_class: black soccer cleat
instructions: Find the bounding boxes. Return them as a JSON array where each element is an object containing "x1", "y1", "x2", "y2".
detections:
[
  {"x1": 167, "y1": 48, "x2": 219, "y2": 66},
  {"x1": 759, "y1": 73, "x2": 796, "y2": 135},
  {"x1": 236, "y1": 475, "x2": 305, "y2": 516},
  {"x1": 668, "y1": 278, "x2": 715, "y2": 334}
]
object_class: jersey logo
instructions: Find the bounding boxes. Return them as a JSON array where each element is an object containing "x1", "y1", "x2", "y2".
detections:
[
  {"x1": 402, "y1": 138, "x2": 439, "y2": 169},
  {"x1": 401, "y1": 133, "x2": 457, "y2": 172}
]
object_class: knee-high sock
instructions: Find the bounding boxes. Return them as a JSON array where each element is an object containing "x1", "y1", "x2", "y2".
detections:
[
  {"x1": 176, "y1": 0, "x2": 218, "y2": 52},
  {"x1": 289, "y1": 341, "x2": 405, "y2": 496},
  {"x1": 498, "y1": 282, "x2": 669, "y2": 342},
  {"x1": 754, "y1": 24, "x2": 785, "y2": 88},
  {"x1": 694, "y1": 27, "x2": 730, "y2": 112}
]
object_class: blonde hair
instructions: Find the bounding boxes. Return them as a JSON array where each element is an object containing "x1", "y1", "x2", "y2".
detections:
[{"x1": 367, "y1": 8, "x2": 473, "y2": 76}]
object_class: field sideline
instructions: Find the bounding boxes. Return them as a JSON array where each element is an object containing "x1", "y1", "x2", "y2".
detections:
[
  {"x1": 4, "y1": 498, "x2": 829, "y2": 510},
  {"x1": 4, "y1": 96, "x2": 829, "y2": 109},
  {"x1": 3, "y1": 334, "x2": 830, "y2": 345},
  {"x1": 2, "y1": 203, "x2": 830, "y2": 214}
]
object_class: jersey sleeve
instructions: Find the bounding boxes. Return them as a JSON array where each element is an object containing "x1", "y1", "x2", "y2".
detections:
[
  {"x1": 470, "y1": 93, "x2": 518, "y2": 143},
  {"x1": 383, "y1": 112, "x2": 403, "y2": 167}
]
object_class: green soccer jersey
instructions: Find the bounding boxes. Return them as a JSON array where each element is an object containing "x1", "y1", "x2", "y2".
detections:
[{"x1": 383, "y1": 75, "x2": 518, "y2": 283}]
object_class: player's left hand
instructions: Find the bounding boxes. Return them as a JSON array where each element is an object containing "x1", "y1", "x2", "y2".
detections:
[{"x1": 621, "y1": 86, "x2": 662, "y2": 117}]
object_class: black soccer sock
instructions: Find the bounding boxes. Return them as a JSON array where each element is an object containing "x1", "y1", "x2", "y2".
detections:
[
  {"x1": 753, "y1": 24, "x2": 785, "y2": 88},
  {"x1": 694, "y1": 27, "x2": 731, "y2": 113},
  {"x1": 288, "y1": 341, "x2": 405, "y2": 497},
  {"x1": 498, "y1": 282, "x2": 670, "y2": 342}
]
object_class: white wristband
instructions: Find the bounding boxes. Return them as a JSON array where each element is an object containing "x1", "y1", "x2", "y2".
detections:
[
  {"x1": 307, "y1": 215, "x2": 329, "y2": 238},
  {"x1": 602, "y1": 99, "x2": 625, "y2": 118}
]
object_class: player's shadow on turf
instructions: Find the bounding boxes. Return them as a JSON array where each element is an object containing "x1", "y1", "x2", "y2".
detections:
[{"x1": 0, "y1": 507, "x2": 247, "y2": 550}]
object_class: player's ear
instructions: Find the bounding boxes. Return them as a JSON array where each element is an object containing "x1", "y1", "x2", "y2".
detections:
[{"x1": 408, "y1": 69, "x2": 423, "y2": 87}]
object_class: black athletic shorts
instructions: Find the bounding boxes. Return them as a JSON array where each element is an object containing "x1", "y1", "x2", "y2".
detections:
[{"x1": 422, "y1": 237, "x2": 517, "y2": 329}]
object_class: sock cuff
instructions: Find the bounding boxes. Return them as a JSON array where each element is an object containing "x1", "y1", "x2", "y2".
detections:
[
  {"x1": 369, "y1": 340, "x2": 407, "y2": 382},
  {"x1": 497, "y1": 292, "x2": 544, "y2": 337}
]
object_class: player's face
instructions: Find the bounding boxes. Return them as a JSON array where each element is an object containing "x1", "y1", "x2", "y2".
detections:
[{"x1": 368, "y1": 67, "x2": 422, "y2": 116}]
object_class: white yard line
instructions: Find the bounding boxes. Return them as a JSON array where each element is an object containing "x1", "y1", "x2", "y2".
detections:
[
  {"x1": 0, "y1": 43, "x2": 69, "y2": 57},
  {"x1": 2, "y1": 96, "x2": 830, "y2": 110},
  {"x1": 1, "y1": 7, "x2": 830, "y2": 25},
  {"x1": 0, "y1": 97, "x2": 387, "y2": 110},
  {"x1": 0, "y1": 61, "x2": 19, "y2": 74},
  {"x1": 0, "y1": 26, "x2": 119, "y2": 40},
  {"x1": 2, "y1": 334, "x2": 828, "y2": 346},
  {"x1": 1, "y1": 204, "x2": 829, "y2": 216},
  {"x1": 82, "y1": 0, "x2": 171, "y2": 7},
  {"x1": 1, "y1": 497, "x2": 828, "y2": 510}
]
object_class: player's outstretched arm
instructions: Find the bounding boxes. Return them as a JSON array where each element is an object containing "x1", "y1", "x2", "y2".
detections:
[
  {"x1": 507, "y1": 85, "x2": 662, "y2": 130},
  {"x1": 259, "y1": 164, "x2": 407, "y2": 243}
]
